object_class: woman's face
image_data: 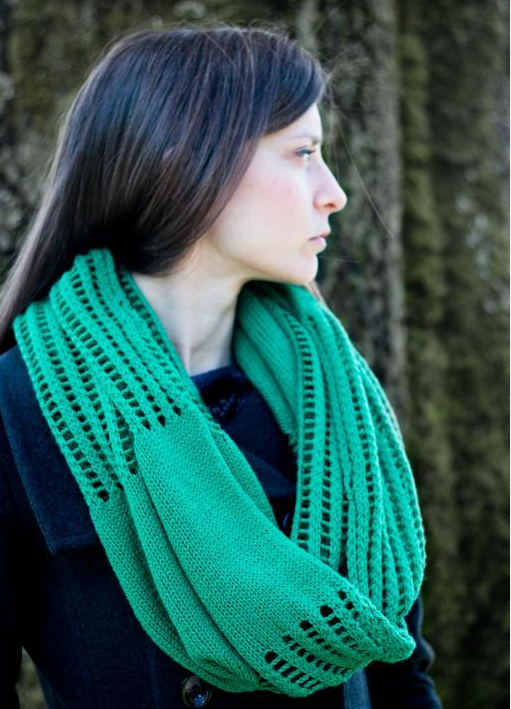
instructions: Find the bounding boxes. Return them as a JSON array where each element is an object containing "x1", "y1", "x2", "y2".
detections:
[{"x1": 194, "y1": 102, "x2": 347, "y2": 286}]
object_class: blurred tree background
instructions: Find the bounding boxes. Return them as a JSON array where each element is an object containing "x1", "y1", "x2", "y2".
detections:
[{"x1": 0, "y1": 1, "x2": 508, "y2": 708}]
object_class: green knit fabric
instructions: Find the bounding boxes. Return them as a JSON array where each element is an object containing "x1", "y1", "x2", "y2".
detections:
[{"x1": 13, "y1": 247, "x2": 427, "y2": 697}]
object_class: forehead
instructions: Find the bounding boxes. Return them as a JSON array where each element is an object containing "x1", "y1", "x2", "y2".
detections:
[{"x1": 264, "y1": 103, "x2": 323, "y2": 143}]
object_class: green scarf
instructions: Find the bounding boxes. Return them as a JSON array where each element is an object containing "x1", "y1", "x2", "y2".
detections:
[{"x1": 13, "y1": 247, "x2": 427, "y2": 697}]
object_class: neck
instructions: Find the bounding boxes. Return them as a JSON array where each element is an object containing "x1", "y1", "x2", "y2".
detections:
[{"x1": 130, "y1": 265, "x2": 242, "y2": 377}]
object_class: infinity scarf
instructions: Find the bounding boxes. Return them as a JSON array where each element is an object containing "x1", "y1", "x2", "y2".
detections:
[{"x1": 13, "y1": 247, "x2": 427, "y2": 697}]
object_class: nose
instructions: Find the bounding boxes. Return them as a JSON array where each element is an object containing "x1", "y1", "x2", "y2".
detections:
[
  {"x1": 331, "y1": 183, "x2": 348, "y2": 213},
  {"x1": 316, "y1": 167, "x2": 348, "y2": 215}
]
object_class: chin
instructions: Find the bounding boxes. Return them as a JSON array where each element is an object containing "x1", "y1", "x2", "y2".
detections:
[
  {"x1": 283, "y1": 260, "x2": 319, "y2": 286},
  {"x1": 244, "y1": 255, "x2": 319, "y2": 287}
]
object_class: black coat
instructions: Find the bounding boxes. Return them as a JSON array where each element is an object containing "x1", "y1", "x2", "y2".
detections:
[{"x1": 0, "y1": 343, "x2": 443, "y2": 709}]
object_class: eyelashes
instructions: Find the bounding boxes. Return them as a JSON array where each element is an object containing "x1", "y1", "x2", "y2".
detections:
[{"x1": 296, "y1": 148, "x2": 317, "y2": 161}]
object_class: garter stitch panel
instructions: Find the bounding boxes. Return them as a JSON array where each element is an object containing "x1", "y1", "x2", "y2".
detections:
[{"x1": 13, "y1": 247, "x2": 427, "y2": 697}]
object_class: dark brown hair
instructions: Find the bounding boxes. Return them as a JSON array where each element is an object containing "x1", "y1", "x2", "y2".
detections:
[{"x1": 0, "y1": 21, "x2": 330, "y2": 354}]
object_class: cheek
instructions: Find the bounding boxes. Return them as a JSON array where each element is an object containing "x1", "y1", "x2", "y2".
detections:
[
  {"x1": 239, "y1": 179, "x2": 305, "y2": 239},
  {"x1": 207, "y1": 158, "x2": 310, "y2": 266},
  {"x1": 223, "y1": 177, "x2": 299, "y2": 235},
  {"x1": 260, "y1": 172, "x2": 303, "y2": 210}
]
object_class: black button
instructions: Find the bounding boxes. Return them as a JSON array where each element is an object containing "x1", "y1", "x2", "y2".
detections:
[{"x1": 180, "y1": 675, "x2": 212, "y2": 707}]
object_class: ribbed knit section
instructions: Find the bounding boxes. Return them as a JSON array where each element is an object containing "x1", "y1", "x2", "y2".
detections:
[{"x1": 12, "y1": 247, "x2": 427, "y2": 697}]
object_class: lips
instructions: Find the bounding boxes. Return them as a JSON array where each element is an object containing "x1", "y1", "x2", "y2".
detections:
[{"x1": 310, "y1": 230, "x2": 331, "y2": 239}]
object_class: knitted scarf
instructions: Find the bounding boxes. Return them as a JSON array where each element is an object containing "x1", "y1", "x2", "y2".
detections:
[{"x1": 13, "y1": 247, "x2": 427, "y2": 698}]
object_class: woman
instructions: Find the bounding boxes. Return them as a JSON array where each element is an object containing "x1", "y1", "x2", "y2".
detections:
[{"x1": 0, "y1": 23, "x2": 443, "y2": 709}]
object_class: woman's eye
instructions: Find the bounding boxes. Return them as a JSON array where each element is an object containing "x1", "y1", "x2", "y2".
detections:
[{"x1": 296, "y1": 148, "x2": 316, "y2": 162}]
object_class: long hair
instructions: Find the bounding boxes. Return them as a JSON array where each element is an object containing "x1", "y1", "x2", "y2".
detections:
[{"x1": 0, "y1": 21, "x2": 330, "y2": 353}]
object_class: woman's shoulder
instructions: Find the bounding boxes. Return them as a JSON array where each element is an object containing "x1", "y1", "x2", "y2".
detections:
[
  {"x1": 0, "y1": 345, "x2": 36, "y2": 536},
  {"x1": 0, "y1": 343, "x2": 33, "y2": 411},
  {"x1": 0, "y1": 343, "x2": 28, "y2": 473},
  {"x1": 0, "y1": 342, "x2": 22, "y2": 375},
  {"x1": 0, "y1": 342, "x2": 39, "y2": 444}
]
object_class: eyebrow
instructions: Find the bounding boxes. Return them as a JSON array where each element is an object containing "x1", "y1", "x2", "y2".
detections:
[{"x1": 289, "y1": 133, "x2": 323, "y2": 145}]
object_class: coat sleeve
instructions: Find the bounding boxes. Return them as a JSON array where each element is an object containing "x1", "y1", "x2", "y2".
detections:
[
  {"x1": 0, "y1": 408, "x2": 23, "y2": 709},
  {"x1": 364, "y1": 593, "x2": 443, "y2": 709}
]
